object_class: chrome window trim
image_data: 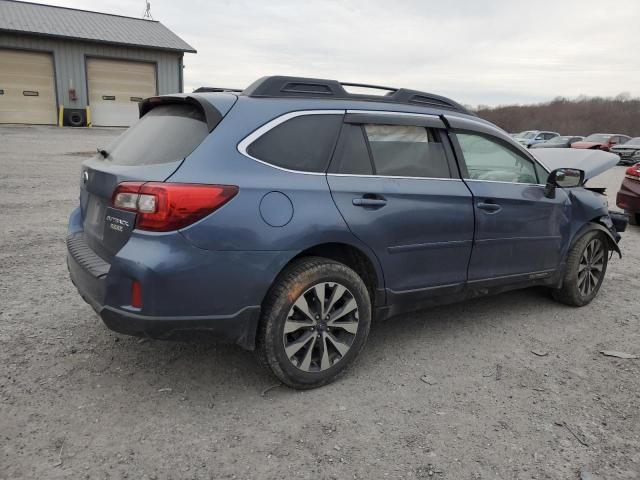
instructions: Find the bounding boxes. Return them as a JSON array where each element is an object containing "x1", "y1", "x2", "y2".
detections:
[
  {"x1": 327, "y1": 173, "x2": 462, "y2": 181},
  {"x1": 237, "y1": 109, "x2": 461, "y2": 178},
  {"x1": 237, "y1": 109, "x2": 346, "y2": 176},
  {"x1": 465, "y1": 179, "x2": 546, "y2": 187}
]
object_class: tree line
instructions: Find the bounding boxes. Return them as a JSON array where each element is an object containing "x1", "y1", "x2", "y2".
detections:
[{"x1": 475, "y1": 94, "x2": 640, "y2": 137}]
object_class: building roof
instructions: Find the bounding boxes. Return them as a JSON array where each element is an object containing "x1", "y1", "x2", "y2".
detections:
[{"x1": 0, "y1": 0, "x2": 196, "y2": 53}]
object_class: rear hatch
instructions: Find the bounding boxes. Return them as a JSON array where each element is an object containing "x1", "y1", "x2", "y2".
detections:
[{"x1": 80, "y1": 98, "x2": 226, "y2": 261}]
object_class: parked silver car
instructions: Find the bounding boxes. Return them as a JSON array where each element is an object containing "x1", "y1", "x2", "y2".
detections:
[{"x1": 514, "y1": 130, "x2": 561, "y2": 148}]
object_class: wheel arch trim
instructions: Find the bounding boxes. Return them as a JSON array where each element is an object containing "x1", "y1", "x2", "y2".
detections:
[
  {"x1": 266, "y1": 241, "x2": 386, "y2": 307},
  {"x1": 570, "y1": 220, "x2": 621, "y2": 258}
]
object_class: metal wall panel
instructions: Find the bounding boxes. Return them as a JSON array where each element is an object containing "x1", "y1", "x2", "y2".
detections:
[{"x1": 0, "y1": 33, "x2": 182, "y2": 113}]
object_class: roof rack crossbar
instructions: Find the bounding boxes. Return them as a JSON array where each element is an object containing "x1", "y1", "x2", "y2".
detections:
[{"x1": 241, "y1": 76, "x2": 471, "y2": 115}]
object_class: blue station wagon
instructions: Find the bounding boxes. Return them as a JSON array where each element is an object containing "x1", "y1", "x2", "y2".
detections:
[{"x1": 68, "y1": 76, "x2": 625, "y2": 389}]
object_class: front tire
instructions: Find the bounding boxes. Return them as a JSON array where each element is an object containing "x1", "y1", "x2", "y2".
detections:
[
  {"x1": 257, "y1": 257, "x2": 371, "y2": 389},
  {"x1": 552, "y1": 231, "x2": 609, "y2": 306}
]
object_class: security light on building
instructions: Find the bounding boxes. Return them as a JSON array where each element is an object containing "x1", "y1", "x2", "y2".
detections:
[{"x1": 0, "y1": 0, "x2": 195, "y2": 127}]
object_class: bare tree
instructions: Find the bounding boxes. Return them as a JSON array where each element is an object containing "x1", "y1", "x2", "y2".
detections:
[{"x1": 477, "y1": 96, "x2": 640, "y2": 136}]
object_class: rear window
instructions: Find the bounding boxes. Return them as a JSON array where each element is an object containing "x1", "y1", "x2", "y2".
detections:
[
  {"x1": 101, "y1": 104, "x2": 208, "y2": 166},
  {"x1": 247, "y1": 114, "x2": 343, "y2": 172}
]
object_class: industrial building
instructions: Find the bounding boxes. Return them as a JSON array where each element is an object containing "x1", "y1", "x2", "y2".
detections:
[{"x1": 0, "y1": 0, "x2": 195, "y2": 127}]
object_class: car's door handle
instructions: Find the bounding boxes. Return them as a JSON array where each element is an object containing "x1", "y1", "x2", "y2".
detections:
[
  {"x1": 352, "y1": 196, "x2": 387, "y2": 208},
  {"x1": 477, "y1": 201, "x2": 502, "y2": 213}
]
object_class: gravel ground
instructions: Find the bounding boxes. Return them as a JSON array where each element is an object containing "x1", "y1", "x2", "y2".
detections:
[{"x1": 1, "y1": 125, "x2": 639, "y2": 480}]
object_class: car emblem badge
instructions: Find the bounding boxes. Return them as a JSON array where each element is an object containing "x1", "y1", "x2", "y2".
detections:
[{"x1": 83, "y1": 171, "x2": 89, "y2": 184}]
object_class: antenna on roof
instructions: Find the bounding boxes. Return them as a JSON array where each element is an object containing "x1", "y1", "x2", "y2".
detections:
[{"x1": 142, "y1": 0, "x2": 153, "y2": 19}]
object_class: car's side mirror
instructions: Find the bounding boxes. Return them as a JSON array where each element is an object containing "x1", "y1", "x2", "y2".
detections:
[{"x1": 544, "y1": 168, "x2": 585, "y2": 198}]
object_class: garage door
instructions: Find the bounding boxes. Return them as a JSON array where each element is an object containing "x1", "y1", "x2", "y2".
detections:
[
  {"x1": 0, "y1": 49, "x2": 57, "y2": 125},
  {"x1": 87, "y1": 58, "x2": 156, "y2": 127}
]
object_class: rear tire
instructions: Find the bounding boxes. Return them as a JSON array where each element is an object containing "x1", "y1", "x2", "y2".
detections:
[
  {"x1": 256, "y1": 257, "x2": 371, "y2": 389},
  {"x1": 552, "y1": 231, "x2": 609, "y2": 307}
]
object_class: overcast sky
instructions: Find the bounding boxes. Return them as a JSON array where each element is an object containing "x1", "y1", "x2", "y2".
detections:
[{"x1": 34, "y1": 0, "x2": 640, "y2": 107}]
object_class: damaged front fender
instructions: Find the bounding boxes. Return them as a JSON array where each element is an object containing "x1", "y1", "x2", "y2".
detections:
[{"x1": 571, "y1": 219, "x2": 622, "y2": 258}]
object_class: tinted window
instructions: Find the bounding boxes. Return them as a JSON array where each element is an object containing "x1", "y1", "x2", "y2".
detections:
[
  {"x1": 363, "y1": 125, "x2": 450, "y2": 178},
  {"x1": 248, "y1": 114, "x2": 342, "y2": 172},
  {"x1": 329, "y1": 124, "x2": 373, "y2": 175},
  {"x1": 102, "y1": 104, "x2": 208, "y2": 166},
  {"x1": 456, "y1": 132, "x2": 538, "y2": 184}
]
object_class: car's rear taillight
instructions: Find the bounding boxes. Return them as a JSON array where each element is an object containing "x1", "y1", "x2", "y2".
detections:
[
  {"x1": 625, "y1": 164, "x2": 640, "y2": 182},
  {"x1": 112, "y1": 182, "x2": 238, "y2": 232}
]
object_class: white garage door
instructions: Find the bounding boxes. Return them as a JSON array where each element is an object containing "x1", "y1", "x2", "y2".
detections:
[
  {"x1": 0, "y1": 49, "x2": 57, "y2": 125},
  {"x1": 87, "y1": 58, "x2": 156, "y2": 127}
]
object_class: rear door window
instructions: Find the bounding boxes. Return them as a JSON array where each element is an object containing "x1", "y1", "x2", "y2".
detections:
[
  {"x1": 247, "y1": 114, "x2": 343, "y2": 172},
  {"x1": 102, "y1": 103, "x2": 209, "y2": 166},
  {"x1": 329, "y1": 123, "x2": 451, "y2": 178},
  {"x1": 364, "y1": 125, "x2": 451, "y2": 178}
]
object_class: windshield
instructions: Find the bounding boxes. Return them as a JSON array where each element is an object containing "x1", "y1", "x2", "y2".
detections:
[
  {"x1": 516, "y1": 131, "x2": 537, "y2": 139},
  {"x1": 624, "y1": 137, "x2": 640, "y2": 145},
  {"x1": 584, "y1": 134, "x2": 611, "y2": 143}
]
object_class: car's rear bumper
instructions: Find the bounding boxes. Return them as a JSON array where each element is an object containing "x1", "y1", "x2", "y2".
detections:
[
  {"x1": 100, "y1": 305, "x2": 261, "y2": 347},
  {"x1": 617, "y1": 178, "x2": 640, "y2": 213},
  {"x1": 66, "y1": 201, "x2": 290, "y2": 350},
  {"x1": 67, "y1": 247, "x2": 261, "y2": 349}
]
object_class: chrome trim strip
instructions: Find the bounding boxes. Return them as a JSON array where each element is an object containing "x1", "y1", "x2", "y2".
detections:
[
  {"x1": 466, "y1": 268, "x2": 557, "y2": 285},
  {"x1": 236, "y1": 109, "x2": 345, "y2": 176},
  {"x1": 327, "y1": 173, "x2": 462, "y2": 181},
  {"x1": 388, "y1": 239, "x2": 473, "y2": 254},
  {"x1": 388, "y1": 281, "x2": 464, "y2": 296},
  {"x1": 474, "y1": 236, "x2": 562, "y2": 245},
  {"x1": 465, "y1": 179, "x2": 546, "y2": 187}
]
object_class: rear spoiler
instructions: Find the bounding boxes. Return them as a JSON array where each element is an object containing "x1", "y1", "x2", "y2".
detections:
[{"x1": 138, "y1": 95, "x2": 223, "y2": 132}]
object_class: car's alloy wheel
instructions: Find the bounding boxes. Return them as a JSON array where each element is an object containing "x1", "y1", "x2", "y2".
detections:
[
  {"x1": 577, "y1": 238, "x2": 605, "y2": 297},
  {"x1": 283, "y1": 282, "x2": 359, "y2": 372},
  {"x1": 552, "y1": 230, "x2": 609, "y2": 307},
  {"x1": 257, "y1": 257, "x2": 371, "y2": 389}
]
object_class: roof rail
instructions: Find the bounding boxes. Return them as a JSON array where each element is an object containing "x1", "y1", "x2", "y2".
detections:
[
  {"x1": 194, "y1": 87, "x2": 243, "y2": 93},
  {"x1": 242, "y1": 76, "x2": 472, "y2": 115}
]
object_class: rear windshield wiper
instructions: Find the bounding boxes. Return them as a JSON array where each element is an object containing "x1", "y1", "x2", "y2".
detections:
[{"x1": 97, "y1": 148, "x2": 109, "y2": 159}]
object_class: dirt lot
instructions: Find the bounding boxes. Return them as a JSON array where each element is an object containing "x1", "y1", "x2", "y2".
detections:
[{"x1": 1, "y1": 125, "x2": 639, "y2": 480}]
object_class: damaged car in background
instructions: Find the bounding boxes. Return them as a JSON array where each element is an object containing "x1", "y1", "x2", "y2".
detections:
[
  {"x1": 610, "y1": 137, "x2": 640, "y2": 166},
  {"x1": 67, "y1": 75, "x2": 627, "y2": 389},
  {"x1": 617, "y1": 162, "x2": 640, "y2": 226}
]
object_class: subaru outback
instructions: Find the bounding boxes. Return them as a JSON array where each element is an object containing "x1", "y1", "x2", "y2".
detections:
[{"x1": 67, "y1": 76, "x2": 626, "y2": 389}]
